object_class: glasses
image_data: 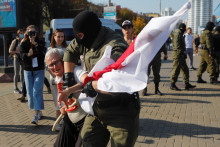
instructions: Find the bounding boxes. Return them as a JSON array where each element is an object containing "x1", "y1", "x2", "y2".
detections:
[{"x1": 47, "y1": 60, "x2": 62, "y2": 68}]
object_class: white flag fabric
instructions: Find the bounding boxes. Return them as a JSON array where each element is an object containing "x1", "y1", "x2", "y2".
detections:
[
  {"x1": 79, "y1": 1, "x2": 191, "y2": 115},
  {"x1": 98, "y1": 1, "x2": 191, "y2": 93}
]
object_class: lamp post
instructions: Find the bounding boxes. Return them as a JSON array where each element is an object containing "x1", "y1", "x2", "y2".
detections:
[{"x1": 160, "y1": 0, "x2": 161, "y2": 16}]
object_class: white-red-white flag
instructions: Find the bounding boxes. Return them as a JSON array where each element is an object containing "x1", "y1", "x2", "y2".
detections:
[{"x1": 79, "y1": 1, "x2": 191, "y2": 115}]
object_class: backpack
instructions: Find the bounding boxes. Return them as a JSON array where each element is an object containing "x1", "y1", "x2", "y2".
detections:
[{"x1": 9, "y1": 39, "x2": 19, "y2": 60}]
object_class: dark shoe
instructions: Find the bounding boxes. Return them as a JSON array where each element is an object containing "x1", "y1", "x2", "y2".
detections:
[
  {"x1": 155, "y1": 89, "x2": 163, "y2": 95},
  {"x1": 210, "y1": 78, "x2": 217, "y2": 84},
  {"x1": 155, "y1": 83, "x2": 163, "y2": 95},
  {"x1": 185, "y1": 83, "x2": 196, "y2": 90},
  {"x1": 47, "y1": 87, "x2": 51, "y2": 94},
  {"x1": 197, "y1": 77, "x2": 207, "y2": 83},
  {"x1": 170, "y1": 83, "x2": 181, "y2": 91},
  {"x1": 190, "y1": 67, "x2": 196, "y2": 70},
  {"x1": 142, "y1": 88, "x2": 148, "y2": 96},
  {"x1": 17, "y1": 95, "x2": 25, "y2": 101}
]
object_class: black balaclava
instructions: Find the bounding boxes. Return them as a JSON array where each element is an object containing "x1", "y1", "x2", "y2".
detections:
[
  {"x1": 179, "y1": 23, "x2": 186, "y2": 34},
  {"x1": 205, "y1": 22, "x2": 215, "y2": 31},
  {"x1": 73, "y1": 10, "x2": 101, "y2": 49}
]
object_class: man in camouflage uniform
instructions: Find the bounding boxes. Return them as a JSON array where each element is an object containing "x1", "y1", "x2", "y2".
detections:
[
  {"x1": 170, "y1": 23, "x2": 196, "y2": 90},
  {"x1": 61, "y1": 11, "x2": 140, "y2": 147},
  {"x1": 142, "y1": 44, "x2": 167, "y2": 96},
  {"x1": 197, "y1": 22, "x2": 217, "y2": 84},
  {"x1": 213, "y1": 26, "x2": 220, "y2": 82}
]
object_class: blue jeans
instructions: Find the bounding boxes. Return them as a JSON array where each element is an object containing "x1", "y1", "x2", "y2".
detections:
[{"x1": 24, "y1": 70, "x2": 45, "y2": 110}]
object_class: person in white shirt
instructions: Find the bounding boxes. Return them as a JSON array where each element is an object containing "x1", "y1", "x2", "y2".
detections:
[{"x1": 184, "y1": 27, "x2": 196, "y2": 70}]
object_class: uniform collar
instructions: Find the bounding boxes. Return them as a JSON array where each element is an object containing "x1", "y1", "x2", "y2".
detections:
[{"x1": 90, "y1": 27, "x2": 106, "y2": 51}]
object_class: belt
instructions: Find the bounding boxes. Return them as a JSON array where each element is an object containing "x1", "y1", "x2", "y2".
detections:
[{"x1": 95, "y1": 92, "x2": 139, "y2": 108}]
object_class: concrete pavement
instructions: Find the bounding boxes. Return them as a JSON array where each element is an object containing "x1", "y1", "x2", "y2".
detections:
[{"x1": 0, "y1": 51, "x2": 220, "y2": 147}]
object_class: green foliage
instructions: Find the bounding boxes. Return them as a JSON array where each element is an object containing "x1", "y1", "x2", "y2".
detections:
[{"x1": 132, "y1": 17, "x2": 146, "y2": 37}]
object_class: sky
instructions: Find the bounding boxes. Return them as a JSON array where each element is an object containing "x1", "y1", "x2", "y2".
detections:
[{"x1": 88, "y1": 0, "x2": 220, "y2": 15}]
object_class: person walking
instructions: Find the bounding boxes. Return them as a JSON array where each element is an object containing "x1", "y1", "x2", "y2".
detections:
[
  {"x1": 197, "y1": 22, "x2": 217, "y2": 84},
  {"x1": 184, "y1": 27, "x2": 196, "y2": 70},
  {"x1": 20, "y1": 25, "x2": 46, "y2": 125},
  {"x1": 60, "y1": 11, "x2": 140, "y2": 146},
  {"x1": 194, "y1": 34, "x2": 200, "y2": 56},
  {"x1": 9, "y1": 29, "x2": 24, "y2": 94},
  {"x1": 170, "y1": 23, "x2": 196, "y2": 90},
  {"x1": 142, "y1": 44, "x2": 168, "y2": 96}
]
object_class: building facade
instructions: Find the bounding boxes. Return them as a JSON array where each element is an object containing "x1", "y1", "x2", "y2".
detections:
[
  {"x1": 188, "y1": 0, "x2": 213, "y2": 34},
  {"x1": 161, "y1": 7, "x2": 175, "y2": 16}
]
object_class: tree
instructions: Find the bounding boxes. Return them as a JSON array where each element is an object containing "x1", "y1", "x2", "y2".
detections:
[
  {"x1": 116, "y1": 8, "x2": 136, "y2": 26},
  {"x1": 132, "y1": 16, "x2": 146, "y2": 37}
]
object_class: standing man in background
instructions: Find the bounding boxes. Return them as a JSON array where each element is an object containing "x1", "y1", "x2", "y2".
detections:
[
  {"x1": 170, "y1": 23, "x2": 196, "y2": 90},
  {"x1": 184, "y1": 27, "x2": 196, "y2": 70},
  {"x1": 142, "y1": 44, "x2": 167, "y2": 96},
  {"x1": 122, "y1": 20, "x2": 134, "y2": 45}
]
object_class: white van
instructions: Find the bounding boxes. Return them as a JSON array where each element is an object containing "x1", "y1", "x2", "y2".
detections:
[{"x1": 45, "y1": 18, "x2": 123, "y2": 48}]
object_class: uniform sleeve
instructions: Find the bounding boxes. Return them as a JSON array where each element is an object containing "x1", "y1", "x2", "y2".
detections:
[
  {"x1": 205, "y1": 32, "x2": 213, "y2": 51},
  {"x1": 63, "y1": 39, "x2": 81, "y2": 64}
]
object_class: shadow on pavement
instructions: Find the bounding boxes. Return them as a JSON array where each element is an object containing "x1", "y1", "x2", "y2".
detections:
[
  {"x1": 0, "y1": 124, "x2": 58, "y2": 135},
  {"x1": 140, "y1": 98, "x2": 211, "y2": 104},
  {"x1": 139, "y1": 118, "x2": 220, "y2": 144}
]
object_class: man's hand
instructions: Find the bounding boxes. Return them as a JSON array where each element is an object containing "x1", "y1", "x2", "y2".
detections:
[{"x1": 82, "y1": 81, "x2": 97, "y2": 97}]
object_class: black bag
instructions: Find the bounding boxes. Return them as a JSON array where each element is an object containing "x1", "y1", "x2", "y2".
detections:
[{"x1": 54, "y1": 115, "x2": 85, "y2": 147}]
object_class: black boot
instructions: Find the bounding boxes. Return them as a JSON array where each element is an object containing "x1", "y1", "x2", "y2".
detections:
[
  {"x1": 210, "y1": 78, "x2": 217, "y2": 84},
  {"x1": 155, "y1": 83, "x2": 163, "y2": 95},
  {"x1": 185, "y1": 83, "x2": 196, "y2": 90},
  {"x1": 197, "y1": 77, "x2": 207, "y2": 83},
  {"x1": 47, "y1": 86, "x2": 51, "y2": 94},
  {"x1": 170, "y1": 83, "x2": 181, "y2": 91},
  {"x1": 142, "y1": 87, "x2": 148, "y2": 96}
]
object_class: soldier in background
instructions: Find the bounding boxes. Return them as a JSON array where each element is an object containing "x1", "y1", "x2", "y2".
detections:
[
  {"x1": 213, "y1": 26, "x2": 220, "y2": 82},
  {"x1": 197, "y1": 22, "x2": 217, "y2": 84},
  {"x1": 170, "y1": 23, "x2": 196, "y2": 90},
  {"x1": 142, "y1": 44, "x2": 167, "y2": 96}
]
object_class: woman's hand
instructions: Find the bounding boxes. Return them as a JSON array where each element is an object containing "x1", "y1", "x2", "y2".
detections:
[{"x1": 58, "y1": 88, "x2": 71, "y2": 109}]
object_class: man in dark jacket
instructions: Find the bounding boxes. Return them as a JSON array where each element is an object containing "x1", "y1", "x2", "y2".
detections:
[{"x1": 59, "y1": 11, "x2": 140, "y2": 147}]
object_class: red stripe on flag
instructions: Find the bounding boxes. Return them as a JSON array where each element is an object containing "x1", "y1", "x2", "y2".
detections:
[{"x1": 82, "y1": 38, "x2": 136, "y2": 86}]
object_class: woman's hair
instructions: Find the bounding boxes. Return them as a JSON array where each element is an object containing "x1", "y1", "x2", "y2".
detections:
[
  {"x1": 23, "y1": 25, "x2": 38, "y2": 42},
  {"x1": 45, "y1": 48, "x2": 64, "y2": 63},
  {"x1": 50, "y1": 29, "x2": 67, "y2": 48},
  {"x1": 16, "y1": 29, "x2": 24, "y2": 37}
]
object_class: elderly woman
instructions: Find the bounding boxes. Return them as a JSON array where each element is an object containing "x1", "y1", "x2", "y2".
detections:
[{"x1": 45, "y1": 48, "x2": 87, "y2": 147}]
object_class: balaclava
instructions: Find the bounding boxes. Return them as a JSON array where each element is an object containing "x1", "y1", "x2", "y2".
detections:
[
  {"x1": 73, "y1": 10, "x2": 101, "y2": 48},
  {"x1": 179, "y1": 23, "x2": 186, "y2": 34},
  {"x1": 205, "y1": 22, "x2": 215, "y2": 31}
]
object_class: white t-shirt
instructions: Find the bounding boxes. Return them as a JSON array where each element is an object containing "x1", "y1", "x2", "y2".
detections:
[{"x1": 184, "y1": 33, "x2": 193, "y2": 48}]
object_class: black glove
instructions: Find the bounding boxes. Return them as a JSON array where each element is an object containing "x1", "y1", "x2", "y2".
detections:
[
  {"x1": 82, "y1": 81, "x2": 97, "y2": 97},
  {"x1": 209, "y1": 49, "x2": 214, "y2": 57},
  {"x1": 183, "y1": 53, "x2": 187, "y2": 59},
  {"x1": 63, "y1": 72, "x2": 76, "y2": 98}
]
